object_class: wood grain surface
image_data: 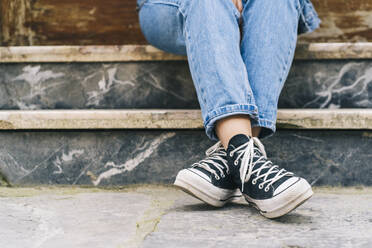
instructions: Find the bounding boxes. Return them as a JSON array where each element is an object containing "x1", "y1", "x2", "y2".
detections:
[{"x1": 0, "y1": 0, "x2": 371, "y2": 46}]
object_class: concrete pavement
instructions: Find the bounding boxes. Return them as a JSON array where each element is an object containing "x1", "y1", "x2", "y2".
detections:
[{"x1": 0, "y1": 185, "x2": 371, "y2": 248}]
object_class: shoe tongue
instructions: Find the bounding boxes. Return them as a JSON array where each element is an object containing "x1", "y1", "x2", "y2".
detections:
[{"x1": 227, "y1": 134, "x2": 251, "y2": 149}]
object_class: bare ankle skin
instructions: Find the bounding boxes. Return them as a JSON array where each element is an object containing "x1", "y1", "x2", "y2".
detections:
[
  {"x1": 216, "y1": 115, "x2": 262, "y2": 149},
  {"x1": 216, "y1": 115, "x2": 253, "y2": 149}
]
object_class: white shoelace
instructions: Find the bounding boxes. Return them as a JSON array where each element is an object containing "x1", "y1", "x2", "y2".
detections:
[
  {"x1": 192, "y1": 141, "x2": 229, "y2": 180},
  {"x1": 230, "y1": 137, "x2": 293, "y2": 192}
]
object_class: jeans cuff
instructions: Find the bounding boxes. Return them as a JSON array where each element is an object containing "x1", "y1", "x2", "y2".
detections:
[
  {"x1": 251, "y1": 117, "x2": 276, "y2": 139},
  {"x1": 204, "y1": 104, "x2": 259, "y2": 141}
]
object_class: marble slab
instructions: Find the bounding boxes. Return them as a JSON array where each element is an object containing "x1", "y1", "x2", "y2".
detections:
[
  {"x1": 0, "y1": 130, "x2": 371, "y2": 186},
  {"x1": 0, "y1": 62, "x2": 198, "y2": 109},
  {"x1": 280, "y1": 60, "x2": 372, "y2": 109},
  {"x1": 0, "y1": 60, "x2": 371, "y2": 110}
]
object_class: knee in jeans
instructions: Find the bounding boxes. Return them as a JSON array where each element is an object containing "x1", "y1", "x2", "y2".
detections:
[
  {"x1": 187, "y1": 0, "x2": 240, "y2": 19},
  {"x1": 245, "y1": 0, "x2": 300, "y2": 13},
  {"x1": 139, "y1": 3, "x2": 186, "y2": 55}
]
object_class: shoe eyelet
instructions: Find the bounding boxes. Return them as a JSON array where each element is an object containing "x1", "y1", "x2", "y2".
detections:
[
  {"x1": 258, "y1": 184, "x2": 264, "y2": 189},
  {"x1": 264, "y1": 187, "x2": 269, "y2": 192},
  {"x1": 215, "y1": 175, "x2": 220, "y2": 180},
  {"x1": 234, "y1": 160, "x2": 238, "y2": 166},
  {"x1": 221, "y1": 174, "x2": 225, "y2": 178},
  {"x1": 252, "y1": 179, "x2": 257, "y2": 185},
  {"x1": 229, "y1": 152, "x2": 234, "y2": 157}
]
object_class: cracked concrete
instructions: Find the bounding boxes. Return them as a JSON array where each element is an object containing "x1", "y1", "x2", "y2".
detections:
[{"x1": 0, "y1": 186, "x2": 371, "y2": 248}]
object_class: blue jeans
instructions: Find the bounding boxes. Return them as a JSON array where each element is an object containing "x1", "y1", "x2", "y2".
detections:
[{"x1": 137, "y1": 0, "x2": 320, "y2": 140}]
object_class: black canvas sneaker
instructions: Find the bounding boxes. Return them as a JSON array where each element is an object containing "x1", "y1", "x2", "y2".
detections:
[
  {"x1": 227, "y1": 134, "x2": 313, "y2": 218},
  {"x1": 174, "y1": 141, "x2": 242, "y2": 207}
]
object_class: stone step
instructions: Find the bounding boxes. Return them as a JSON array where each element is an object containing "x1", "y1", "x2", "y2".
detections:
[
  {"x1": 0, "y1": 129, "x2": 371, "y2": 186},
  {"x1": 1, "y1": 43, "x2": 371, "y2": 187},
  {"x1": 0, "y1": 109, "x2": 371, "y2": 130},
  {"x1": 0, "y1": 109, "x2": 370, "y2": 187},
  {"x1": 1, "y1": 44, "x2": 372, "y2": 110},
  {"x1": 2, "y1": 43, "x2": 372, "y2": 62},
  {"x1": 0, "y1": 108, "x2": 371, "y2": 186}
]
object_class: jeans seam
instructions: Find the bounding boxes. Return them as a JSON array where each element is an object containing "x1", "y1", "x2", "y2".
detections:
[
  {"x1": 138, "y1": 0, "x2": 181, "y2": 12},
  {"x1": 276, "y1": 6, "x2": 299, "y2": 105},
  {"x1": 141, "y1": 1, "x2": 180, "y2": 8},
  {"x1": 183, "y1": 11, "x2": 208, "y2": 106},
  {"x1": 252, "y1": 118, "x2": 276, "y2": 128},
  {"x1": 303, "y1": 0, "x2": 317, "y2": 22},
  {"x1": 205, "y1": 103, "x2": 259, "y2": 127},
  {"x1": 299, "y1": 0, "x2": 312, "y2": 31}
]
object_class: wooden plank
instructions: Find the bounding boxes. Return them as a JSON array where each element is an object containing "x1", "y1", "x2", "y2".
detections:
[
  {"x1": 0, "y1": 109, "x2": 371, "y2": 130},
  {"x1": 302, "y1": 0, "x2": 372, "y2": 43},
  {"x1": 29, "y1": 0, "x2": 145, "y2": 45},
  {"x1": 2, "y1": 43, "x2": 372, "y2": 63},
  {"x1": 0, "y1": 0, "x2": 372, "y2": 46},
  {"x1": 0, "y1": 0, "x2": 2, "y2": 44},
  {"x1": 0, "y1": 45, "x2": 185, "y2": 62},
  {"x1": 0, "y1": 0, "x2": 33, "y2": 46}
]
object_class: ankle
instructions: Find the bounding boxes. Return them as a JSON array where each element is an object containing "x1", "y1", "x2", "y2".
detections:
[{"x1": 215, "y1": 115, "x2": 253, "y2": 149}]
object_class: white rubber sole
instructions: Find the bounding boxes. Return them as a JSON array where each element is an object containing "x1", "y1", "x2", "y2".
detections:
[
  {"x1": 174, "y1": 169, "x2": 242, "y2": 207},
  {"x1": 244, "y1": 178, "x2": 313, "y2": 219}
]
